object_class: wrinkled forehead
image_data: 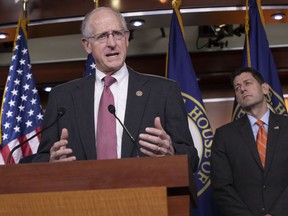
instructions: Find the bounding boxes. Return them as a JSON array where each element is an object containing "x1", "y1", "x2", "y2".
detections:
[{"x1": 88, "y1": 10, "x2": 123, "y2": 33}]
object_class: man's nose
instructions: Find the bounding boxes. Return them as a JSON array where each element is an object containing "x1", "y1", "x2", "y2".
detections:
[
  {"x1": 240, "y1": 85, "x2": 246, "y2": 92},
  {"x1": 106, "y1": 34, "x2": 117, "y2": 46}
]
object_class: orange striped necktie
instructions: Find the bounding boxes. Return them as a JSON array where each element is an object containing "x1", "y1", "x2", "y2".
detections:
[{"x1": 256, "y1": 120, "x2": 267, "y2": 167}]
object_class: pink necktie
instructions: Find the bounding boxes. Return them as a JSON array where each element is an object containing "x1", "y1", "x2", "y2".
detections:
[
  {"x1": 96, "y1": 76, "x2": 117, "y2": 160},
  {"x1": 256, "y1": 120, "x2": 267, "y2": 167}
]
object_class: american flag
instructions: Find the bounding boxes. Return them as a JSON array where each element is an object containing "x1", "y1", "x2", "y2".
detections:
[
  {"x1": 0, "y1": 27, "x2": 43, "y2": 164},
  {"x1": 84, "y1": 53, "x2": 96, "y2": 77}
]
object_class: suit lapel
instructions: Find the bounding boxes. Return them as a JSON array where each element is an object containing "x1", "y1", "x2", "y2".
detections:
[
  {"x1": 121, "y1": 69, "x2": 150, "y2": 157},
  {"x1": 72, "y1": 75, "x2": 96, "y2": 160},
  {"x1": 265, "y1": 112, "x2": 280, "y2": 173},
  {"x1": 238, "y1": 116, "x2": 263, "y2": 169}
]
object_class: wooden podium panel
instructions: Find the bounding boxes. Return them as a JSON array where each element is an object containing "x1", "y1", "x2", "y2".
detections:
[
  {"x1": 0, "y1": 187, "x2": 168, "y2": 216},
  {"x1": 0, "y1": 156, "x2": 196, "y2": 216}
]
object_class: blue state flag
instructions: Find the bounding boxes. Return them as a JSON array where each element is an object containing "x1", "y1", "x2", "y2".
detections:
[
  {"x1": 232, "y1": 0, "x2": 287, "y2": 120},
  {"x1": 167, "y1": 8, "x2": 220, "y2": 216},
  {"x1": 0, "y1": 27, "x2": 43, "y2": 164}
]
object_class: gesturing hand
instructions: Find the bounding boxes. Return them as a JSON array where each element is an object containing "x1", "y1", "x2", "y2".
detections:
[
  {"x1": 139, "y1": 117, "x2": 175, "y2": 157},
  {"x1": 49, "y1": 128, "x2": 76, "y2": 162}
]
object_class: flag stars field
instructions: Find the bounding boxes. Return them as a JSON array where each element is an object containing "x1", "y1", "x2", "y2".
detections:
[
  {"x1": 19, "y1": 59, "x2": 26, "y2": 65},
  {"x1": 0, "y1": 26, "x2": 43, "y2": 164},
  {"x1": 16, "y1": 116, "x2": 22, "y2": 122},
  {"x1": 28, "y1": 109, "x2": 34, "y2": 116},
  {"x1": 26, "y1": 73, "x2": 32, "y2": 80},
  {"x1": 23, "y1": 83, "x2": 30, "y2": 90},
  {"x1": 8, "y1": 100, "x2": 16, "y2": 107},
  {"x1": 14, "y1": 79, "x2": 20, "y2": 85},
  {"x1": 11, "y1": 89, "x2": 18, "y2": 96},
  {"x1": 37, "y1": 113, "x2": 43, "y2": 120},
  {"x1": 21, "y1": 95, "x2": 27, "y2": 101},
  {"x1": 25, "y1": 120, "x2": 32, "y2": 127},
  {"x1": 6, "y1": 111, "x2": 13, "y2": 118},
  {"x1": 30, "y1": 98, "x2": 37, "y2": 105},
  {"x1": 17, "y1": 69, "x2": 23, "y2": 74},
  {"x1": 2, "y1": 134, "x2": 8, "y2": 141},
  {"x1": 18, "y1": 105, "x2": 25, "y2": 111},
  {"x1": 4, "y1": 122, "x2": 10, "y2": 129},
  {"x1": 13, "y1": 126, "x2": 20, "y2": 133},
  {"x1": 32, "y1": 88, "x2": 38, "y2": 94},
  {"x1": 22, "y1": 48, "x2": 28, "y2": 55}
]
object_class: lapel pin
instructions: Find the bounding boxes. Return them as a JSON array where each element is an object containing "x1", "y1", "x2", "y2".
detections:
[
  {"x1": 274, "y1": 126, "x2": 279, "y2": 129},
  {"x1": 136, "y1": 91, "x2": 143, "y2": 96}
]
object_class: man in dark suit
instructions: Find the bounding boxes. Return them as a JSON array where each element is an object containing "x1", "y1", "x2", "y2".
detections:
[
  {"x1": 33, "y1": 7, "x2": 199, "y2": 171},
  {"x1": 211, "y1": 67, "x2": 288, "y2": 216}
]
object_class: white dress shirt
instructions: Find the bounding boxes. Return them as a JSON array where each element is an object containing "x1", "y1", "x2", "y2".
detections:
[{"x1": 94, "y1": 64, "x2": 129, "y2": 158}]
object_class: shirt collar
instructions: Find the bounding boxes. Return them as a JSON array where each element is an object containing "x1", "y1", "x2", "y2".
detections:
[
  {"x1": 248, "y1": 109, "x2": 270, "y2": 127},
  {"x1": 95, "y1": 63, "x2": 128, "y2": 83}
]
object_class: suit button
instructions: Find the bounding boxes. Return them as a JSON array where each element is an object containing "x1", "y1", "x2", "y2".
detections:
[
  {"x1": 263, "y1": 185, "x2": 266, "y2": 189},
  {"x1": 260, "y1": 207, "x2": 266, "y2": 214}
]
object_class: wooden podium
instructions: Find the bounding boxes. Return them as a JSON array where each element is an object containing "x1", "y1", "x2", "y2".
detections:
[{"x1": 0, "y1": 155, "x2": 196, "y2": 216}]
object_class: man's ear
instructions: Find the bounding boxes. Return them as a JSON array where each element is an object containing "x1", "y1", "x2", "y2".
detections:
[
  {"x1": 81, "y1": 38, "x2": 92, "y2": 54},
  {"x1": 262, "y1": 82, "x2": 270, "y2": 96}
]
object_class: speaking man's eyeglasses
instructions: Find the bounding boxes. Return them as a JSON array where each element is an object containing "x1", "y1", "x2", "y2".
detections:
[{"x1": 87, "y1": 30, "x2": 129, "y2": 43}]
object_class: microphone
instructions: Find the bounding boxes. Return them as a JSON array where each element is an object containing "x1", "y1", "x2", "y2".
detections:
[
  {"x1": 108, "y1": 104, "x2": 139, "y2": 157},
  {"x1": 7, "y1": 107, "x2": 66, "y2": 164}
]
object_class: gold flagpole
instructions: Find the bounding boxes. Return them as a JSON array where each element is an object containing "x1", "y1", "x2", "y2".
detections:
[
  {"x1": 256, "y1": 0, "x2": 265, "y2": 27},
  {"x1": 172, "y1": 0, "x2": 184, "y2": 35},
  {"x1": 165, "y1": 0, "x2": 184, "y2": 78},
  {"x1": 245, "y1": 0, "x2": 251, "y2": 67},
  {"x1": 94, "y1": 0, "x2": 99, "y2": 8},
  {"x1": 14, "y1": 1, "x2": 29, "y2": 50}
]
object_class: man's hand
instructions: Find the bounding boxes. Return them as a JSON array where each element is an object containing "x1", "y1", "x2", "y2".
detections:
[
  {"x1": 139, "y1": 117, "x2": 175, "y2": 157},
  {"x1": 49, "y1": 128, "x2": 76, "y2": 162}
]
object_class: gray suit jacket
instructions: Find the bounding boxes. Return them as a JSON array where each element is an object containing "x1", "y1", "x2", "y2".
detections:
[
  {"x1": 211, "y1": 112, "x2": 288, "y2": 215},
  {"x1": 33, "y1": 68, "x2": 199, "y2": 172}
]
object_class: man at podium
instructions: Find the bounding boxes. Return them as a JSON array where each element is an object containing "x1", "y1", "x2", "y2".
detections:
[{"x1": 33, "y1": 7, "x2": 199, "y2": 172}]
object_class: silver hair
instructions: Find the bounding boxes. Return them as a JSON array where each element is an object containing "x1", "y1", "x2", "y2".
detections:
[{"x1": 81, "y1": 7, "x2": 128, "y2": 38}]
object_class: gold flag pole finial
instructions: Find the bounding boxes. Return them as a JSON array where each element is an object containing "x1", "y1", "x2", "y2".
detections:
[
  {"x1": 23, "y1": 0, "x2": 28, "y2": 18},
  {"x1": 165, "y1": 0, "x2": 184, "y2": 78},
  {"x1": 21, "y1": 0, "x2": 29, "y2": 37},
  {"x1": 14, "y1": 0, "x2": 29, "y2": 45},
  {"x1": 172, "y1": 0, "x2": 182, "y2": 9},
  {"x1": 172, "y1": 0, "x2": 184, "y2": 32},
  {"x1": 171, "y1": 0, "x2": 184, "y2": 35},
  {"x1": 94, "y1": 0, "x2": 99, "y2": 8}
]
